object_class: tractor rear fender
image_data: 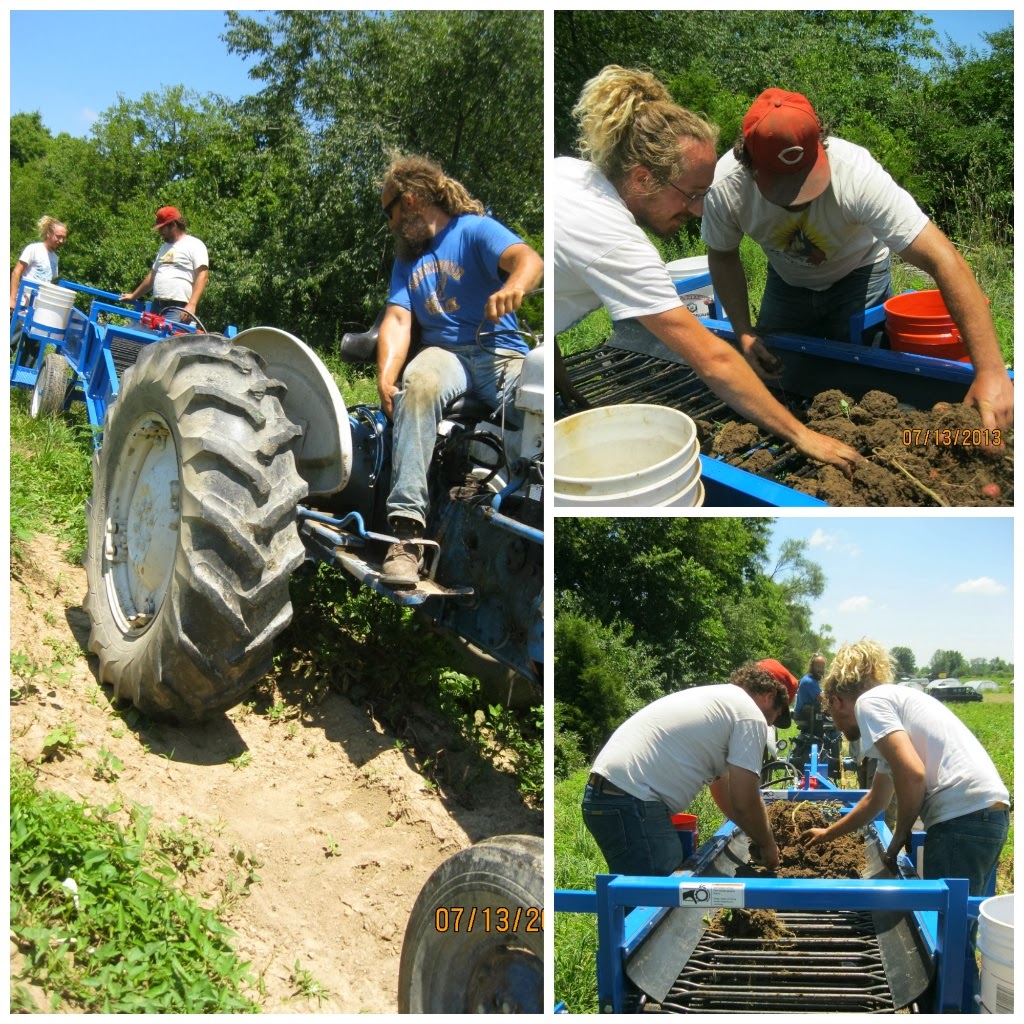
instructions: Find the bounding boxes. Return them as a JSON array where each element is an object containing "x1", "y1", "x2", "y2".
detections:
[{"x1": 234, "y1": 327, "x2": 352, "y2": 497}]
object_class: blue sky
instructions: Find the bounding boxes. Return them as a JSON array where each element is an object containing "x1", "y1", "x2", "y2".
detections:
[
  {"x1": 8, "y1": 9, "x2": 1014, "y2": 139},
  {"x1": 9, "y1": 10, "x2": 268, "y2": 138},
  {"x1": 766, "y1": 517, "x2": 1014, "y2": 667}
]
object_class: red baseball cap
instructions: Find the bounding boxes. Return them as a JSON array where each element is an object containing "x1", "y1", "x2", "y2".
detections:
[
  {"x1": 152, "y1": 206, "x2": 183, "y2": 230},
  {"x1": 757, "y1": 655, "x2": 794, "y2": 729},
  {"x1": 742, "y1": 89, "x2": 830, "y2": 206}
]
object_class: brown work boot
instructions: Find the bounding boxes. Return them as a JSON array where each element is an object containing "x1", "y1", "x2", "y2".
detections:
[
  {"x1": 380, "y1": 517, "x2": 424, "y2": 587},
  {"x1": 380, "y1": 540, "x2": 421, "y2": 587}
]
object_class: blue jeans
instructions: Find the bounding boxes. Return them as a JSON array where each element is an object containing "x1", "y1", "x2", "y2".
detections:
[
  {"x1": 581, "y1": 783, "x2": 682, "y2": 876},
  {"x1": 387, "y1": 344, "x2": 522, "y2": 527},
  {"x1": 757, "y1": 257, "x2": 892, "y2": 342},
  {"x1": 922, "y1": 807, "x2": 1008, "y2": 897},
  {"x1": 923, "y1": 807, "x2": 1009, "y2": 1002}
]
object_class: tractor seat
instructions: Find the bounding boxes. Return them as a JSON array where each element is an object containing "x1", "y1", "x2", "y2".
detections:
[
  {"x1": 444, "y1": 395, "x2": 495, "y2": 420},
  {"x1": 338, "y1": 308, "x2": 385, "y2": 364}
]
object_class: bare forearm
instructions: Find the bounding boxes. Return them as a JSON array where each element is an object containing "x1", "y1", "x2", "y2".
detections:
[
  {"x1": 186, "y1": 268, "x2": 209, "y2": 312},
  {"x1": 707, "y1": 248, "x2": 755, "y2": 336}
]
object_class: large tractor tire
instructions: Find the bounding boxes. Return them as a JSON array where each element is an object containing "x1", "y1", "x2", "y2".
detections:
[
  {"x1": 83, "y1": 335, "x2": 308, "y2": 722},
  {"x1": 30, "y1": 351, "x2": 70, "y2": 418},
  {"x1": 398, "y1": 834, "x2": 543, "y2": 1013}
]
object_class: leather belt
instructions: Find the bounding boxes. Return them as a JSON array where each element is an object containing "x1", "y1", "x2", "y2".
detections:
[{"x1": 588, "y1": 772, "x2": 627, "y2": 797}]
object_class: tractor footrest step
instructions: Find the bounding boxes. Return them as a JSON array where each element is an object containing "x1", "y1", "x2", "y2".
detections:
[{"x1": 336, "y1": 551, "x2": 474, "y2": 605}]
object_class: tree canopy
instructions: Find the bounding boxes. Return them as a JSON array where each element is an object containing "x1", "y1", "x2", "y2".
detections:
[
  {"x1": 554, "y1": 518, "x2": 833, "y2": 771},
  {"x1": 10, "y1": 11, "x2": 542, "y2": 350},
  {"x1": 554, "y1": 10, "x2": 1011, "y2": 241}
]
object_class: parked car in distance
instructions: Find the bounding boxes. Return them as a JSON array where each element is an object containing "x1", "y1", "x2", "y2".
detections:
[{"x1": 926, "y1": 678, "x2": 983, "y2": 703}]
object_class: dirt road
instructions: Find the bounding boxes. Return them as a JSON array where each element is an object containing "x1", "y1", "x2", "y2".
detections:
[{"x1": 9, "y1": 534, "x2": 540, "y2": 1012}]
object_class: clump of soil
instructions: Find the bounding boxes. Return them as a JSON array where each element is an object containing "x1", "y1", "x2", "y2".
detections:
[
  {"x1": 705, "y1": 388, "x2": 1012, "y2": 506},
  {"x1": 766, "y1": 801, "x2": 865, "y2": 879},
  {"x1": 708, "y1": 907, "x2": 794, "y2": 944},
  {"x1": 710, "y1": 802, "x2": 865, "y2": 944}
]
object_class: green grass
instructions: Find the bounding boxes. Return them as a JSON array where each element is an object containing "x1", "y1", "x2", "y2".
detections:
[
  {"x1": 9, "y1": 388, "x2": 94, "y2": 558},
  {"x1": 9, "y1": 758, "x2": 259, "y2": 1013},
  {"x1": 555, "y1": 701, "x2": 1014, "y2": 1011}
]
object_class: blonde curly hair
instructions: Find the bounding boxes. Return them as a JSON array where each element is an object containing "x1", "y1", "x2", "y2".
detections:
[
  {"x1": 381, "y1": 153, "x2": 484, "y2": 217},
  {"x1": 821, "y1": 640, "x2": 894, "y2": 702},
  {"x1": 572, "y1": 65, "x2": 718, "y2": 190}
]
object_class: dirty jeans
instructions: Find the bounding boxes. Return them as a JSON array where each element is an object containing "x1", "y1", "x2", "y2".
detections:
[
  {"x1": 756, "y1": 257, "x2": 893, "y2": 342},
  {"x1": 581, "y1": 783, "x2": 682, "y2": 877},
  {"x1": 387, "y1": 344, "x2": 522, "y2": 528},
  {"x1": 923, "y1": 807, "x2": 1009, "y2": 1003}
]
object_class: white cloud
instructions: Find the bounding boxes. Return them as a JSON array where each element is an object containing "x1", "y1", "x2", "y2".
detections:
[
  {"x1": 839, "y1": 595, "x2": 873, "y2": 612},
  {"x1": 808, "y1": 528, "x2": 836, "y2": 549},
  {"x1": 81, "y1": 108, "x2": 98, "y2": 125},
  {"x1": 953, "y1": 577, "x2": 1007, "y2": 595}
]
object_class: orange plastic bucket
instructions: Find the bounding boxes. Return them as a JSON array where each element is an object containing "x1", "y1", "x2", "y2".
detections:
[
  {"x1": 884, "y1": 290, "x2": 971, "y2": 362},
  {"x1": 671, "y1": 813, "x2": 699, "y2": 858}
]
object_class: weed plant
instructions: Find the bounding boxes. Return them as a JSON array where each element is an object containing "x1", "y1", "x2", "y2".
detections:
[{"x1": 9, "y1": 759, "x2": 258, "y2": 1013}]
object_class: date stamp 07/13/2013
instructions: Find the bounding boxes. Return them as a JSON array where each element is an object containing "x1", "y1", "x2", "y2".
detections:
[
  {"x1": 433, "y1": 906, "x2": 544, "y2": 933},
  {"x1": 902, "y1": 427, "x2": 1003, "y2": 447}
]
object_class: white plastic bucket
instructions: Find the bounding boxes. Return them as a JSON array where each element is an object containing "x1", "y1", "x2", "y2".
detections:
[
  {"x1": 666, "y1": 255, "x2": 714, "y2": 318},
  {"x1": 554, "y1": 404, "x2": 702, "y2": 507},
  {"x1": 32, "y1": 283, "x2": 75, "y2": 331},
  {"x1": 977, "y1": 893, "x2": 1013, "y2": 1013}
]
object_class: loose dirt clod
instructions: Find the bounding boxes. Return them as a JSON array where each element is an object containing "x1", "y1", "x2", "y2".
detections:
[
  {"x1": 704, "y1": 388, "x2": 1012, "y2": 506},
  {"x1": 722, "y1": 802, "x2": 866, "y2": 943}
]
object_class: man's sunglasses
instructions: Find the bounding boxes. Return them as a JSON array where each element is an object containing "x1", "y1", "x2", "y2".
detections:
[{"x1": 382, "y1": 194, "x2": 403, "y2": 221}]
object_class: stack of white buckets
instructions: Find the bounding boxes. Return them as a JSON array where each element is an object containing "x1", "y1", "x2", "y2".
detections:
[
  {"x1": 554, "y1": 256, "x2": 712, "y2": 508},
  {"x1": 554, "y1": 404, "x2": 703, "y2": 507},
  {"x1": 30, "y1": 283, "x2": 76, "y2": 334},
  {"x1": 977, "y1": 893, "x2": 1013, "y2": 1013}
]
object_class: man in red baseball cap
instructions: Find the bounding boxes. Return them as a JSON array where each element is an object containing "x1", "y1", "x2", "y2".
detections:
[
  {"x1": 121, "y1": 206, "x2": 209, "y2": 325},
  {"x1": 702, "y1": 88, "x2": 1012, "y2": 433}
]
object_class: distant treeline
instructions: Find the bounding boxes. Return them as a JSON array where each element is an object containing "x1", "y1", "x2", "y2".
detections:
[
  {"x1": 555, "y1": 10, "x2": 1012, "y2": 244},
  {"x1": 10, "y1": 11, "x2": 542, "y2": 350}
]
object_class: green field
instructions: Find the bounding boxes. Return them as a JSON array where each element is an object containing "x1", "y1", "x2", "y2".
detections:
[{"x1": 554, "y1": 697, "x2": 1014, "y2": 1013}]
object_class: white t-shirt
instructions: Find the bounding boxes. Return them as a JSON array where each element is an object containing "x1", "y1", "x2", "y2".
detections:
[
  {"x1": 553, "y1": 156, "x2": 681, "y2": 333},
  {"x1": 701, "y1": 137, "x2": 929, "y2": 291},
  {"x1": 856, "y1": 684, "x2": 1009, "y2": 829},
  {"x1": 18, "y1": 242, "x2": 58, "y2": 285},
  {"x1": 591, "y1": 684, "x2": 768, "y2": 813},
  {"x1": 152, "y1": 234, "x2": 209, "y2": 302}
]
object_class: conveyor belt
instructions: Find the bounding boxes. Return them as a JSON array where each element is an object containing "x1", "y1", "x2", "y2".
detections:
[
  {"x1": 624, "y1": 827, "x2": 933, "y2": 1013},
  {"x1": 643, "y1": 911, "x2": 900, "y2": 1013}
]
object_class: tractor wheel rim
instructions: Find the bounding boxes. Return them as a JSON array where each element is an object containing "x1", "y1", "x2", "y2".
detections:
[
  {"x1": 105, "y1": 413, "x2": 180, "y2": 634},
  {"x1": 463, "y1": 945, "x2": 542, "y2": 1013},
  {"x1": 30, "y1": 370, "x2": 45, "y2": 416}
]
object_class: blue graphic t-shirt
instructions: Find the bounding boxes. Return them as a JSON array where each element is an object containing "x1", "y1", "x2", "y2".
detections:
[{"x1": 388, "y1": 214, "x2": 528, "y2": 355}]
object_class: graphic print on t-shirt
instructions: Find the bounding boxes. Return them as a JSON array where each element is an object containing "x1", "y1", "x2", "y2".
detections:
[
  {"x1": 410, "y1": 257, "x2": 463, "y2": 317},
  {"x1": 770, "y1": 214, "x2": 829, "y2": 266}
]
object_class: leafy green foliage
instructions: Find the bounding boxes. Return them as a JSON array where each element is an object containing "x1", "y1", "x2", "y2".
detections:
[
  {"x1": 889, "y1": 646, "x2": 917, "y2": 678},
  {"x1": 928, "y1": 649, "x2": 970, "y2": 679},
  {"x1": 11, "y1": 12, "x2": 542, "y2": 353},
  {"x1": 553, "y1": 11, "x2": 1012, "y2": 361},
  {"x1": 9, "y1": 759, "x2": 258, "y2": 1012}
]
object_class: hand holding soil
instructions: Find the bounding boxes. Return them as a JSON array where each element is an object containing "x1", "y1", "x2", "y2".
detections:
[{"x1": 798, "y1": 826, "x2": 829, "y2": 848}]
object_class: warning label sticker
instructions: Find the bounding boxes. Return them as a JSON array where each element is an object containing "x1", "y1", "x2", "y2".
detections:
[{"x1": 676, "y1": 882, "x2": 745, "y2": 908}]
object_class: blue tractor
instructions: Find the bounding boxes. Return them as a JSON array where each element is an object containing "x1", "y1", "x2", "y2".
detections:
[{"x1": 12, "y1": 279, "x2": 544, "y2": 1013}]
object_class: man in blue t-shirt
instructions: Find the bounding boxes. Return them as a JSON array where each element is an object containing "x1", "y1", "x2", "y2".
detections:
[
  {"x1": 794, "y1": 654, "x2": 827, "y2": 720},
  {"x1": 377, "y1": 154, "x2": 543, "y2": 586}
]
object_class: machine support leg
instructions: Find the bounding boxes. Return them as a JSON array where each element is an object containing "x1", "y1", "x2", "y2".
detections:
[
  {"x1": 935, "y1": 877, "x2": 969, "y2": 1012},
  {"x1": 595, "y1": 874, "x2": 626, "y2": 1014}
]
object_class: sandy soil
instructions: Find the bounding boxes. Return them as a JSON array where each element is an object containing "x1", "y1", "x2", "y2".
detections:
[{"x1": 9, "y1": 533, "x2": 541, "y2": 1013}]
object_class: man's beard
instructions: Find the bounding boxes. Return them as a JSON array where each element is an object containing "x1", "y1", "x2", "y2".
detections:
[{"x1": 394, "y1": 210, "x2": 434, "y2": 262}]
